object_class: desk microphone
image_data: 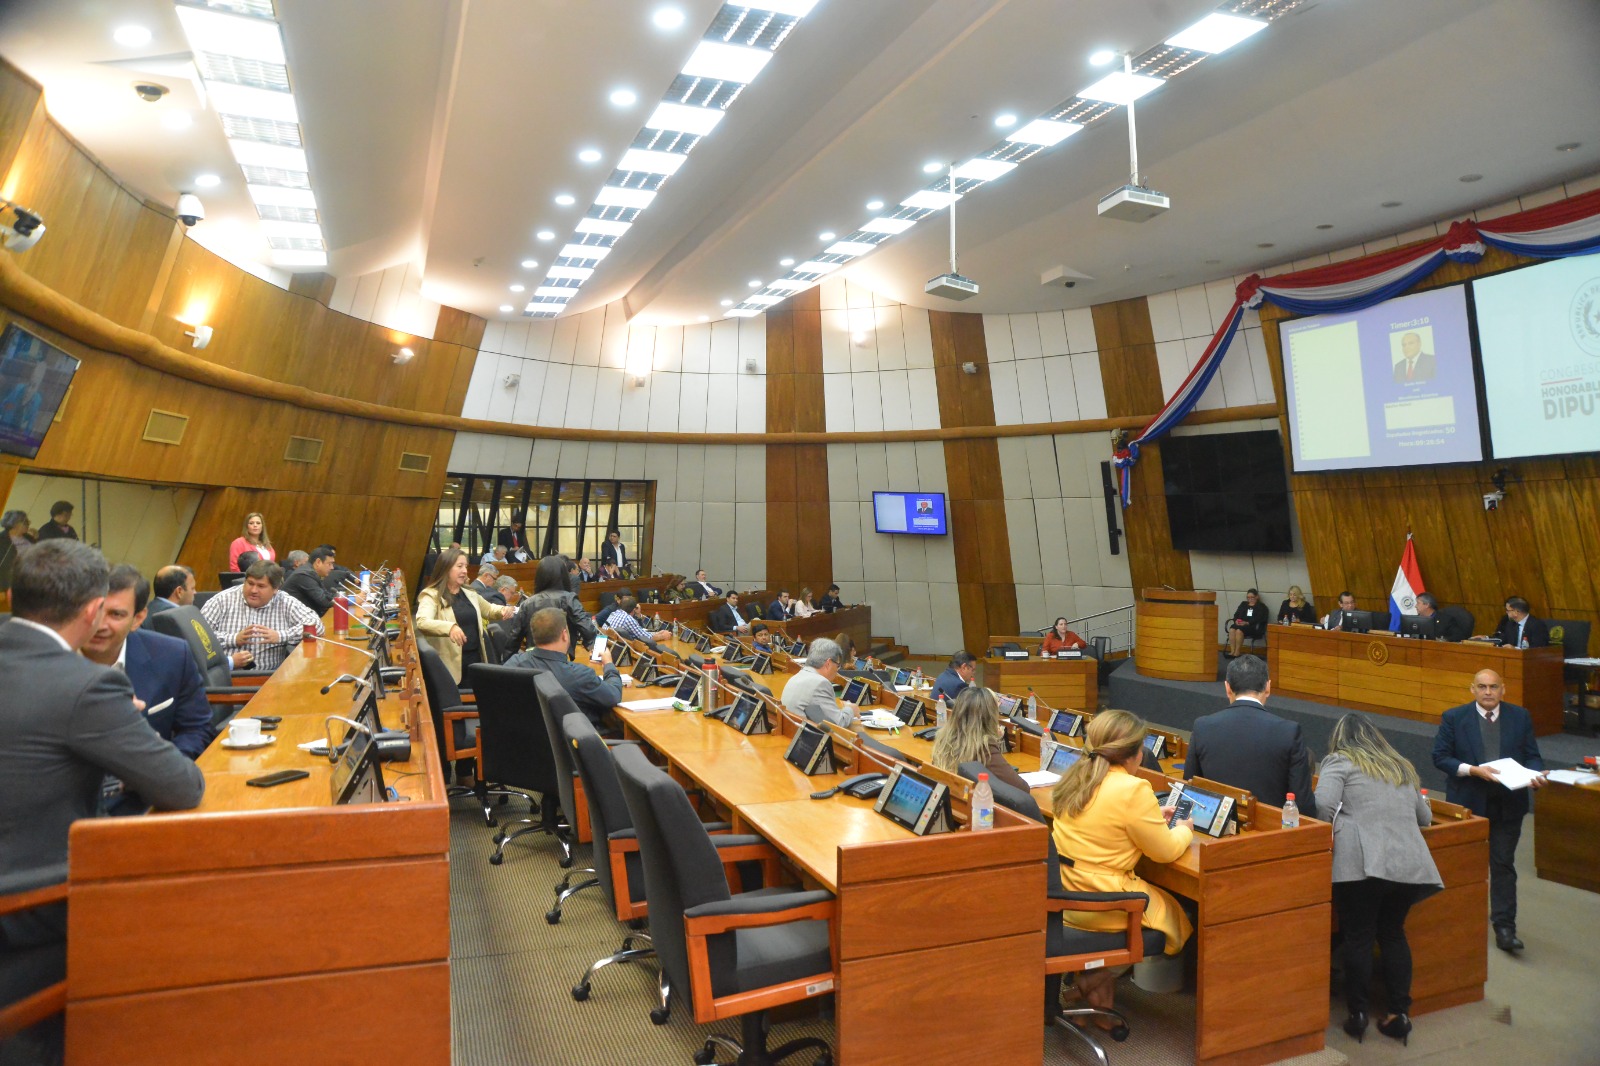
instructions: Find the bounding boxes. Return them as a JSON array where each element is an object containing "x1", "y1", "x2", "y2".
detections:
[
  {"x1": 308, "y1": 634, "x2": 391, "y2": 696},
  {"x1": 320, "y1": 672, "x2": 370, "y2": 696}
]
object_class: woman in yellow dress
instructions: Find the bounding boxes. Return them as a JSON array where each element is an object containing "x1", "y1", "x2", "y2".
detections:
[{"x1": 1050, "y1": 709, "x2": 1194, "y2": 1016}]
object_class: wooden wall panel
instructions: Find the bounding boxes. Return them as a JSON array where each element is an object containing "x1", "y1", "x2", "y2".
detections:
[
  {"x1": 766, "y1": 288, "x2": 830, "y2": 592},
  {"x1": 1092, "y1": 298, "x2": 1193, "y2": 593},
  {"x1": 0, "y1": 65, "x2": 41, "y2": 183},
  {"x1": 930, "y1": 309, "x2": 1018, "y2": 654},
  {"x1": 1259, "y1": 244, "x2": 1600, "y2": 631}
]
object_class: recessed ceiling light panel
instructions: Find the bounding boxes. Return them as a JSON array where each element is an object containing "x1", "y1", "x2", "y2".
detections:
[
  {"x1": 193, "y1": 173, "x2": 223, "y2": 188},
  {"x1": 578, "y1": 148, "x2": 603, "y2": 163},
  {"x1": 1165, "y1": 13, "x2": 1267, "y2": 54},
  {"x1": 521, "y1": 258, "x2": 539, "y2": 268},
  {"x1": 953, "y1": 158, "x2": 1017, "y2": 182},
  {"x1": 681, "y1": 40, "x2": 772, "y2": 84},
  {"x1": 227, "y1": 139, "x2": 306, "y2": 170},
  {"x1": 594, "y1": 185, "x2": 656, "y2": 209},
  {"x1": 645, "y1": 102, "x2": 723, "y2": 135},
  {"x1": 575, "y1": 217, "x2": 632, "y2": 236},
  {"x1": 206, "y1": 82, "x2": 298, "y2": 122},
  {"x1": 535, "y1": 287, "x2": 576, "y2": 299},
  {"x1": 796, "y1": 260, "x2": 840, "y2": 275},
  {"x1": 1077, "y1": 71, "x2": 1164, "y2": 105},
  {"x1": 1006, "y1": 119, "x2": 1082, "y2": 146},
  {"x1": 610, "y1": 87, "x2": 638, "y2": 107},
  {"x1": 1088, "y1": 48, "x2": 1117, "y2": 66},
  {"x1": 536, "y1": 230, "x2": 556, "y2": 241},
  {"x1": 826, "y1": 241, "x2": 876, "y2": 256},
  {"x1": 747, "y1": 0, "x2": 821, "y2": 14},
  {"x1": 767, "y1": 278, "x2": 810, "y2": 291},
  {"x1": 546, "y1": 265, "x2": 594, "y2": 280},
  {"x1": 865, "y1": 199, "x2": 883, "y2": 211},
  {"x1": 861, "y1": 217, "x2": 915, "y2": 235},
  {"x1": 554, "y1": 194, "x2": 576, "y2": 206},
  {"x1": 747, "y1": 294, "x2": 784, "y2": 305},
  {"x1": 993, "y1": 113, "x2": 1017, "y2": 128},
  {"x1": 651, "y1": 6, "x2": 686, "y2": 29},
  {"x1": 619, "y1": 148, "x2": 687, "y2": 175},
  {"x1": 901, "y1": 190, "x2": 962, "y2": 210},
  {"x1": 248, "y1": 184, "x2": 314, "y2": 208},
  {"x1": 174, "y1": 6, "x2": 285, "y2": 63},
  {"x1": 561, "y1": 244, "x2": 610, "y2": 261}
]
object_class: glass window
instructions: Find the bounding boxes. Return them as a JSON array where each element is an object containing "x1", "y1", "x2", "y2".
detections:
[{"x1": 439, "y1": 474, "x2": 654, "y2": 570}]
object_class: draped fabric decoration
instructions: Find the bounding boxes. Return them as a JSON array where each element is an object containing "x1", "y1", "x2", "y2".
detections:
[{"x1": 1112, "y1": 188, "x2": 1600, "y2": 506}]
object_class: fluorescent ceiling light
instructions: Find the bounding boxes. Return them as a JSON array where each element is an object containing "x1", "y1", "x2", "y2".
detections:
[
  {"x1": 720, "y1": 299, "x2": 734, "y2": 307},
  {"x1": 271, "y1": 250, "x2": 327, "y2": 267},
  {"x1": 748, "y1": 279, "x2": 763, "y2": 288},
  {"x1": 747, "y1": 294, "x2": 784, "y2": 305},
  {"x1": 993, "y1": 112, "x2": 1017, "y2": 128},
  {"x1": 619, "y1": 148, "x2": 686, "y2": 175},
  {"x1": 575, "y1": 217, "x2": 631, "y2": 236},
  {"x1": 682, "y1": 41, "x2": 772, "y2": 84},
  {"x1": 536, "y1": 287, "x2": 576, "y2": 299},
  {"x1": 193, "y1": 173, "x2": 222, "y2": 188},
  {"x1": 521, "y1": 259, "x2": 539, "y2": 268},
  {"x1": 645, "y1": 102, "x2": 723, "y2": 135},
  {"x1": 861, "y1": 216, "x2": 915, "y2": 235},
  {"x1": 500, "y1": 305, "x2": 514, "y2": 313},
  {"x1": 259, "y1": 219, "x2": 322, "y2": 239},
  {"x1": 594, "y1": 185, "x2": 656, "y2": 209},
  {"x1": 748, "y1": 0, "x2": 821, "y2": 14},
  {"x1": 228, "y1": 139, "x2": 306, "y2": 170},
  {"x1": 536, "y1": 230, "x2": 556, "y2": 241},
  {"x1": 561, "y1": 244, "x2": 611, "y2": 261},
  {"x1": 248, "y1": 184, "x2": 315, "y2": 208},
  {"x1": 1078, "y1": 70, "x2": 1164, "y2": 105},
  {"x1": 174, "y1": 6, "x2": 285, "y2": 63},
  {"x1": 767, "y1": 278, "x2": 810, "y2": 291},
  {"x1": 554, "y1": 194, "x2": 576, "y2": 206},
  {"x1": 609, "y1": 87, "x2": 638, "y2": 107},
  {"x1": 578, "y1": 148, "x2": 602, "y2": 163},
  {"x1": 826, "y1": 241, "x2": 876, "y2": 256},
  {"x1": 114, "y1": 25, "x2": 152, "y2": 47},
  {"x1": 778, "y1": 257, "x2": 794, "y2": 267},
  {"x1": 796, "y1": 260, "x2": 840, "y2": 275},
  {"x1": 652, "y1": 6, "x2": 686, "y2": 29},
  {"x1": 727, "y1": 308, "x2": 761, "y2": 317},
  {"x1": 953, "y1": 158, "x2": 1017, "y2": 182},
  {"x1": 207, "y1": 82, "x2": 298, "y2": 122},
  {"x1": 901, "y1": 190, "x2": 962, "y2": 210},
  {"x1": 865, "y1": 199, "x2": 883, "y2": 211},
  {"x1": 818, "y1": 231, "x2": 835, "y2": 242},
  {"x1": 1006, "y1": 119, "x2": 1082, "y2": 146},
  {"x1": 509, "y1": 284, "x2": 525, "y2": 292},
  {"x1": 546, "y1": 265, "x2": 594, "y2": 280},
  {"x1": 1166, "y1": 13, "x2": 1268, "y2": 53}
]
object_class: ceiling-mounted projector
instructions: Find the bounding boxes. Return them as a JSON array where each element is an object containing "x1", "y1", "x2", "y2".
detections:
[
  {"x1": 926, "y1": 272, "x2": 979, "y2": 300},
  {"x1": 1098, "y1": 185, "x2": 1169, "y2": 222}
]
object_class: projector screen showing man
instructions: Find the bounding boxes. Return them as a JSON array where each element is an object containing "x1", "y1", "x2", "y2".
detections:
[{"x1": 1391, "y1": 329, "x2": 1436, "y2": 384}]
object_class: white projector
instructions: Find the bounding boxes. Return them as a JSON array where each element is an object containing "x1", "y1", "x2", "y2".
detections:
[
  {"x1": 925, "y1": 272, "x2": 979, "y2": 300},
  {"x1": 1097, "y1": 184, "x2": 1170, "y2": 222}
]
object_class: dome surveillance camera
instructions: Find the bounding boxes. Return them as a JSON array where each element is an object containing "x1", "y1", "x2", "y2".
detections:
[
  {"x1": 174, "y1": 193, "x2": 205, "y2": 228},
  {"x1": 1062, "y1": 280, "x2": 1076, "y2": 288},
  {"x1": 134, "y1": 82, "x2": 169, "y2": 102},
  {"x1": 0, "y1": 204, "x2": 45, "y2": 252}
]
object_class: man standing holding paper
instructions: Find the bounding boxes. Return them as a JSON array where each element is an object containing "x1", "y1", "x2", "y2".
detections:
[{"x1": 1432, "y1": 669, "x2": 1544, "y2": 953}]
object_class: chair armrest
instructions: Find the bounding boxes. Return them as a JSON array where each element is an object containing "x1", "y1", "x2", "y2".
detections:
[
  {"x1": 603, "y1": 738, "x2": 642, "y2": 748},
  {"x1": 0, "y1": 863, "x2": 69, "y2": 916},
  {"x1": 708, "y1": 834, "x2": 771, "y2": 860},
  {"x1": 204, "y1": 687, "x2": 258, "y2": 705},
  {"x1": 1046, "y1": 889, "x2": 1149, "y2": 913},
  {"x1": 702, "y1": 821, "x2": 733, "y2": 833},
  {"x1": 684, "y1": 890, "x2": 836, "y2": 933}
]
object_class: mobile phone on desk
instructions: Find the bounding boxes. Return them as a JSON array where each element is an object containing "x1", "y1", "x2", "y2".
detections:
[
  {"x1": 1167, "y1": 795, "x2": 1194, "y2": 828},
  {"x1": 246, "y1": 770, "x2": 310, "y2": 788}
]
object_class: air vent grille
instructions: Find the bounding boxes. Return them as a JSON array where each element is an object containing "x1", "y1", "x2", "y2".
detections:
[
  {"x1": 142, "y1": 409, "x2": 188, "y2": 445},
  {"x1": 398, "y1": 452, "x2": 431, "y2": 473},
  {"x1": 284, "y1": 435, "x2": 323, "y2": 464}
]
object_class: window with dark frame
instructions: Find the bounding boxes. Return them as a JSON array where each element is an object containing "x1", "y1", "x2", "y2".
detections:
[{"x1": 430, "y1": 475, "x2": 651, "y2": 571}]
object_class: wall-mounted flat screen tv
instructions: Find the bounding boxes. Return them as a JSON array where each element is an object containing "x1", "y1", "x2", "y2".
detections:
[
  {"x1": 872, "y1": 491, "x2": 948, "y2": 536},
  {"x1": 1161, "y1": 430, "x2": 1293, "y2": 553},
  {"x1": 0, "y1": 324, "x2": 79, "y2": 460}
]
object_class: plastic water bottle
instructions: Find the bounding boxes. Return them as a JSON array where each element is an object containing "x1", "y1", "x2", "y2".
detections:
[
  {"x1": 1281, "y1": 793, "x2": 1300, "y2": 829},
  {"x1": 972, "y1": 773, "x2": 995, "y2": 832},
  {"x1": 936, "y1": 695, "x2": 949, "y2": 730}
]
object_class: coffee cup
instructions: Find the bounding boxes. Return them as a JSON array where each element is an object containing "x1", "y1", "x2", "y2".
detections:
[{"x1": 228, "y1": 717, "x2": 263, "y2": 745}]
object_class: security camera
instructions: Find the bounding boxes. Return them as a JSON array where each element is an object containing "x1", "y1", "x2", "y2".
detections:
[
  {"x1": 1483, "y1": 490, "x2": 1504, "y2": 512},
  {"x1": 1062, "y1": 280, "x2": 1076, "y2": 288},
  {"x1": 134, "y1": 82, "x2": 169, "y2": 102},
  {"x1": 174, "y1": 193, "x2": 205, "y2": 228},
  {"x1": 0, "y1": 203, "x2": 45, "y2": 252}
]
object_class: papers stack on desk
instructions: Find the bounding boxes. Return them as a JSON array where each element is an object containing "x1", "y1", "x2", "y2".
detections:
[
  {"x1": 1545, "y1": 769, "x2": 1600, "y2": 786},
  {"x1": 619, "y1": 697, "x2": 679, "y2": 712},
  {"x1": 1019, "y1": 770, "x2": 1061, "y2": 788}
]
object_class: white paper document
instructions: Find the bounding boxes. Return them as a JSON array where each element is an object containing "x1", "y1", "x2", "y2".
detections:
[
  {"x1": 1019, "y1": 770, "x2": 1062, "y2": 788},
  {"x1": 1480, "y1": 758, "x2": 1545, "y2": 790},
  {"x1": 618, "y1": 697, "x2": 679, "y2": 712},
  {"x1": 1545, "y1": 769, "x2": 1600, "y2": 786}
]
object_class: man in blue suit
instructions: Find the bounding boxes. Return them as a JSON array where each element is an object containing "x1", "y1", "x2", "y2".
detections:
[{"x1": 1432, "y1": 668, "x2": 1545, "y2": 953}]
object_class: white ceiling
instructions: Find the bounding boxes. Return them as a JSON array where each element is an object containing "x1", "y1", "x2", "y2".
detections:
[{"x1": 3, "y1": 0, "x2": 1597, "y2": 324}]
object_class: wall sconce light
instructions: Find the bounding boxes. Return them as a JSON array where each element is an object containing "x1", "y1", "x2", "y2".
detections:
[
  {"x1": 743, "y1": 358, "x2": 758, "y2": 374},
  {"x1": 631, "y1": 374, "x2": 647, "y2": 388},
  {"x1": 503, "y1": 374, "x2": 521, "y2": 388},
  {"x1": 851, "y1": 332, "x2": 867, "y2": 345},
  {"x1": 392, "y1": 347, "x2": 415, "y2": 364},
  {"x1": 184, "y1": 324, "x2": 213, "y2": 349}
]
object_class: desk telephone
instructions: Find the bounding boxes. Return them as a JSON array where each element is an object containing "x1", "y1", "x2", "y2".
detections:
[{"x1": 810, "y1": 773, "x2": 887, "y2": 801}]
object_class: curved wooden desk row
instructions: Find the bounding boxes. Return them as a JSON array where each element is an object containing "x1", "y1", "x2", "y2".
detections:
[
  {"x1": 63, "y1": 591, "x2": 451, "y2": 1065},
  {"x1": 982, "y1": 634, "x2": 1099, "y2": 712}
]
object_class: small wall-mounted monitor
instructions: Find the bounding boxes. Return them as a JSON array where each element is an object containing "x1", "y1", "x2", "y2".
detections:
[
  {"x1": 0, "y1": 325, "x2": 80, "y2": 460},
  {"x1": 872, "y1": 491, "x2": 948, "y2": 536}
]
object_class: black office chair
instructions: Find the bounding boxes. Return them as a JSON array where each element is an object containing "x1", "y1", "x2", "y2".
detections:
[
  {"x1": 1550, "y1": 619, "x2": 1594, "y2": 732},
  {"x1": 613, "y1": 744, "x2": 836, "y2": 1065},
  {"x1": 0, "y1": 863, "x2": 67, "y2": 1053},
  {"x1": 217, "y1": 570, "x2": 246, "y2": 589},
  {"x1": 534, "y1": 673, "x2": 600, "y2": 918},
  {"x1": 145, "y1": 606, "x2": 267, "y2": 722},
  {"x1": 467, "y1": 662, "x2": 570, "y2": 866},
  {"x1": 419, "y1": 645, "x2": 516, "y2": 826},
  {"x1": 192, "y1": 590, "x2": 218, "y2": 609}
]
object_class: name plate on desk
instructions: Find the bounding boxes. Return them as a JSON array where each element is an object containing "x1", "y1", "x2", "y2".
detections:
[{"x1": 1001, "y1": 649, "x2": 1029, "y2": 659}]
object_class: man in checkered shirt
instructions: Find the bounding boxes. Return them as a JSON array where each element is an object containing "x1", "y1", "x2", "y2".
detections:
[
  {"x1": 201, "y1": 560, "x2": 324, "y2": 672},
  {"x1": 599, "y1": 594, "x2": 671, "y2": 651}
]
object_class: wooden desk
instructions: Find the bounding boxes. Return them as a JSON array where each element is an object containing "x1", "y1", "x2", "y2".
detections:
[
  {"x1": 1409, "y1": 801, "x2": 1490, "y2": 1014},
  {"x1": 983, "y1": 654, "x2": 1097, "y2": 712},
  {"x1": 1137, "y1": 589, "x2": 1218, "y2": 682},
  {"x1": 64, "y1": 589, "x2": 450, "y2": 1065},
  {"x1": 775, "y1": 606, "x2": 872, "y2": 658},
  {"x1": 1534, "y1": 777, "x2": 1600, "y2": 895},
  {"x1": 1267, "y1": 626, "x2": 1565, "y2": 734}
]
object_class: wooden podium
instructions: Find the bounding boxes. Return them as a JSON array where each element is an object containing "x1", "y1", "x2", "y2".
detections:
[{"x1": 1136, "y1": 588, "x2": 1218, "y2": 682}]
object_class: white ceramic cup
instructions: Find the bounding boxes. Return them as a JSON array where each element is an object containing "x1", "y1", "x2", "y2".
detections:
[{"x1": 228, "y1": 717, "x2": 263, "y2": 744}]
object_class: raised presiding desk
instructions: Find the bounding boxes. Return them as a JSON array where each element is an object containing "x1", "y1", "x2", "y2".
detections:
[
  {"x1": 984, "y1": 633, "x2": 1098, "y2": 711},
  {"x1": 1267, "y1": 625, "x2": 1565, "y2": 734},
  {"x1": 1535, "y1": 775, "x2": 1600, "y2": 896},
  {"x1": 62, "y1": 589, "x2": 450, "y2": 1065}
]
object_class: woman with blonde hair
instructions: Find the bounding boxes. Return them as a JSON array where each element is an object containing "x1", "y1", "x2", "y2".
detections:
[
  {"x1": 1277, "y1": 584, "x2": 1316, "y2": 625},
  {"x1": 228, "y1": 511, "x2": 276, "y2": 570},
  {"x1": 1315, "y1": 712, "x2": 1439, "y2": 1045},
  {"x1": 931, "y1": 687, "x2": 1029, "y2": 792},
  {"x1": 790, "y1": 586, "x2": 818, "y2": 619},
  {"x1": 1050, "y1": 709, "x2": 1194, "y2": 1018},
  {"x1": 415, "y1": 547, "x2": 515, "y2": 682}
]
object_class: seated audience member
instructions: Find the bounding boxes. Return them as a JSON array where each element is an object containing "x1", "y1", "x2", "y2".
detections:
[
  {"x1": 601, "y1": 595, "x2": 671, "y2": 649},
  {"x1": 709, "y1": 591, "x2": 752, "y2": 635},
  {"x1": 930, "y1": 650, "x2": 977, "y2": 703},
  {"x1": 497, "y1": 515, "x2": 531, "y2": 562},
  {"x1": 480, "y1": 544, "x2": 510, "y2": 568},
  {"x1": 514, "y1": 554, "x2": 597, "y2": 655},
  {"x1": 34, "y1": 500, "x2": 78, "y2": 541},
  {"x1": 1277, "y1": 585, "x2": 1317, "y2": 625},
  {"x1": 202, "y1": 560, "x2": 325, "y2": 673},
  {"x1": 228, "y1": 511, "x2": 276, "y2": 570},
  {"x1": 0, "y1": 542, "x2": 205, "y2": 953},
  {"x1": 750, "y1": 621, "x2": 775, "y2": 653},
  {"x1": 3, "y1": 508, "x2": 33, "y2": 555},
  {"x1": 663, "y1": 576, "x2": 691, "y2": 602},
  {"x1": 281, "y1": 545, "x2": 337, "y2": 615},
  {"x1": 688, "y1": 569, "x2": 721, "y2": 599},
  {"x1": 415, "y1": 547, "x2": 515, "y2": 683},
  {"x1": 791, "y1": 587, "x2": 818, "y2": 619},
  {"x1": 834, "y1": 632, "x2": 856, "y2": 664},
  {"x1": 817, "y1": 584, "x2": 846, "y2": 613},
  {"x1": 494, "y1": 574, "x2": 522, "y2": 606},
  {"x1": 505, "y1": 607, "x2": 624, "y2": 728},
  {"x1": 781, "y1": 638, "x2": 852, "y2": 728},
  {"x1": 1487, "y1": 596, "x2": 1549, "y2": 648},
  {"x1": 283, "y1": 549, "x2": 308, "y2": 571},
  {"x1": 1186, "y1": 655, "x2": 1316, "y2": 816},
  {"x1": 767, "y1": 590, "x2": 796, "y2": 620},
  {"x1": 469, "y1": 562, "x2": 502, "y2": 604},
  {"x1": 1414, "y1": 593, "x2": 1472, "y2": 642},
  {"x1": 931, "y1": 687, "x2": 1030, "y2": 792},
  {"x1": 1227, "y1": 588, "x2": 1269, "y2": 657},
  {"x1": 575, "y1": 557, "x2": 597, "y2": 582},
  {"x1": 148, "y1": 565, "x2": 196, "y2": 615},
  {"x1": 1040, "y1": 616, "x2": 1086, "y2": 654},
  {"x1": 598, "y1": 561, "x2": 621, "y2": 582},
  {"x1": 315, "y1": 544, "x2": 353, "y2": 592},
  {"x1": 81, "y1": 565, "x2": 212, "y2": 760},
  {"x1": 1051, "y1": 709, "x2": 1194, "y2": 1017},
  {"x1": 234, "y1": 549, "x2": 262, "y2": 574},
  {"x1": 1324, "y1": 590, "x2": 1362, "y2": 631}
]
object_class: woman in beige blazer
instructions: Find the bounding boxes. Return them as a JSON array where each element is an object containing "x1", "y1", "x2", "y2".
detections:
[{"x1": 415, "y1": 547, "x2": 514, "y2": 682}]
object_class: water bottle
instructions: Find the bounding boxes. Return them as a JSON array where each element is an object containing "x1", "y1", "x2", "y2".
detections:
[
  {"x1": 936, "y1": 695, "x2": 949, "y2": 731},
  {"x1": 971, "y1": 773, "x2": 995, "y2": 832},
  {"x1": 1281, "y1": 793, "x2": 1300, "y2": 829}
]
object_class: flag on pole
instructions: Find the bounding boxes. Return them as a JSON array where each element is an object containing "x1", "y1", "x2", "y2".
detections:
[{"x1": 1388, "y1": 534, "x2": 1426, "y2": 631}]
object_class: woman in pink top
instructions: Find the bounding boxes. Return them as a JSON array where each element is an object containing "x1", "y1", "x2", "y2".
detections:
[{"x1": 228, "y1": 511, "x2": 277, "y2": 570}]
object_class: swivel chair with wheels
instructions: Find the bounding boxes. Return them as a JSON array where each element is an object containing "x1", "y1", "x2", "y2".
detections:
[
  {"x1": 533, "y1": 672, "x2": 598, "y2": 919},
  {"x1": 467, "y1": 663, "x2": 570, "y2": 866},
  {"x1": 419, "y1": 645, "x2": 515, "y2": 826}
]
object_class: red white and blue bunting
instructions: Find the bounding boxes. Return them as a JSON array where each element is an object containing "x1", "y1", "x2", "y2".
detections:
[{"x1": 1112, "y1": 188, "x2": 1600, "y2": 505}]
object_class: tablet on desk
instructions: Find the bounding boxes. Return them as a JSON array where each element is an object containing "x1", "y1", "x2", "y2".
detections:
[
  {"x1": 1165, "y1": 781, "x2": 1233, "y2": 838},
  {"x1": 1144, "y1": 733, "x2": 1166, "y2": 760},
  {"x1": 1044, "y1": 744, "x2": 1082, "y2": 775},
  {"x1": 1048, "y1": 710, "x2": 1084, "y2": 738},
  {"x1": 891, "y1": 694, "x2": 926, "y2": 726},
  {"x1": 673, "y1": 669, "x2": 702, "y2": 706},
  {"x1": 839, "y1": 677, "x2": 868, "y2": 706},
  {"x1": 994, "y1": 693, "x2": 1020, "y2": 719},
  {"x1": 872, "y1": 765, "x2": 953, "y2": 836}
]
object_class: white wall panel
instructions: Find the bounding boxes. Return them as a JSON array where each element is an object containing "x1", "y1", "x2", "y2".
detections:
[
  {"x1": 823, "y1": 373, "x2": 856, "y2": 433},
  {"x1": 536, "y1": 363, "x2": 572, "y2": 426},
  {"x1": 1014, "y1": 358, "x2": 1051, "y2": 424},
  {"x1": 830, "y1": 502, "x2": 864, "y2": 581},
  {"x1": 550, "y1": 314, "x2": 580, "y2": 363},
  {"x1": 525, "y1": 320, "x2": 555, "y2": 362},
  {"x1": 1063, "y1": 307, "x2": 1096, "y2": 355},
  {"x1": 586, "y1": 442, "x2": 616, "y2": 480},
  {"x1": 484, "y1": 355, "x2": 519, "y2": 422},
  {"x1": 733, "y1": 502, "x2": 766, "y2": 587},
  {"x1": 735, "y1": 373, "x2": 765, "y2": 433},
  {"x1": 681, "y1": 323, "x2": 711, "y2": 374},
  {"x1": 879, "y1": 370, "x2": 912, "y2": 432},
  {"x1": 989, "y1": 361, "x2": 1022, "y2": 426},
  {"x1": 1009, "y1": 313, "x2": 1042, "y2": 361},
  {"x1": 1037, "y1": 311, "x2": 1068, "y2": 356},
  {"x1": 708, "y1": 320, "x2": 740, "y2": 374},
  {"x1": 573, "y1": 308, "x2": 604, "y2": 367},
  {"x1": 592, "y1": 367, "x2": 626, "y2": 431},
  {"x1": 982, "y1": 315, "x2": 1015, "y2": 362},
  {"x1": 847, "y1": 309, "x2": 879, "y2": 374},
  {"x1": 1175, "y1": 283, "x2": 1213, "y2": 339},
  {"x1": 599, "y1": 303, "x2": 629, "y2": 369},
  {"x1": 701, "y1": 447, "x2": 737, "y2": 503},
  {"x1": 1069, "y1": 353, "x2": 1107, "y2": 420},
  {"x1": 902, "y1": 306, "x2": 935, "y2": 369},
  {"x1": 643, "y1": 444, "x2": 677, "y2": 501},
  {"x1": 704, "y1": 376, "x2": 738, "y2": 433},
  {"x1": 876, "y1": 306, "x2": 906, "y2": 372},
  {"x1": 906, "y1": 369, "x2": 940, "y2": 429},
  {"x1": 927, "y1": 582, "x2": 964, "y2": 655},
  {"x1": 646, "y1": 372, "x2": 682, "y2": 433},
  {"x1": 851, "y1": 372, "x2": 884, "y2": 433},
  {"x1": 678, "y1": 372, "x2": 709, "y2": 434},
  {"x1": 675, "y1": 445, "x2": 705, "y2": 502},
  {"x1": 1007, "y1": 498, "x2": 1042, "y2": 584},
  {"x1": 566, "y1": 365, "x2": 598, "y2": 429},
  {"x1": 821, "y1": 309, "x2": 852, "y2": 374},
  {"x1": 509, "y1": 358, "x2": 547, "y2": 424},
  {"x1": 1043, "y1": 354, "x2": 1080, "y2": 422},
  {"x1": 699, "y1": 503, "x2": 736, "y2": 582}
]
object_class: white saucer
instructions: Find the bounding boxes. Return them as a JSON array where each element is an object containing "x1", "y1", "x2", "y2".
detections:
[
  {"x1": 859, "y1": 715, "x2": 903, "y2": 731},
  {"x1": 221, "y1": 734, "x2": 276, "y2": 750}
]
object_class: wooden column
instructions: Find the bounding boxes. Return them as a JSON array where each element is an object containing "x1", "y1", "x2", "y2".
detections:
[
  {"x1": 929, "y1": 310, "x2": 1018, "y2": 655},
  {"x1": 765, "y1": 287, "x2": 830, "y2": 592}
]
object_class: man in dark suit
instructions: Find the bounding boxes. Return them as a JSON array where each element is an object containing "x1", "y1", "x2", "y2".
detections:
[
  {"x1": 148, "y1": 564, "x2": 196, "y2": 615},
  {"x1": 281, "y1": 545, "x2": 337, "y2": 615},
  {"x1": 688, "y1": 569, "x2": 720, "y2": 599},
  {"x1": 600, "y1": 529, "x2": 629, "y2": 574},
  {"x1": 1392, "y1": 331, "x2": 1436, "y2": 383},
  {"x1": 314, "y1": 544, "x2": 353, "y2": 593},
  {"x1": 1323, "y1": 590, "x2": 1365, "y2": 632},
  {"x1": 0, "y1": 542, "x2": 206, "y2": 952},
  {"x1": 469, "y1": 562, "x2": 504, "y2": 605},
  {"x1": 708, "y1": 591, "x2": 751, "y2": 635},
  {"x1": 504, "y1": 607, "x2": 624, "y2": 728},
  {"x1": 1488, "y1": 596, "x2": 1549, "y2": 648},
  {"x1": 1415, "y1": 593, "x2": 1473, "y2": 642},
  {"x1": 767, "y1": 590, "x2": 795, "y2": 621},
  {"x1": 930, "y1": 651, "x2": 976, "y2": 703},
  {"x1": 817, "y1": 584, "x2": 846, "y2": 613},
  {"x1": 497, "y1": 516, "x2": 531, "y2": 562},
  {"x1": 575, "y1": 557, "x2": 598, "y2": 583},
  {"x1": 1185, "y1": 655, "x2": 1316, "y2": 817},
  {"x1": 1433, "y1": 669, "x2": 1544, "y2": 953}
]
